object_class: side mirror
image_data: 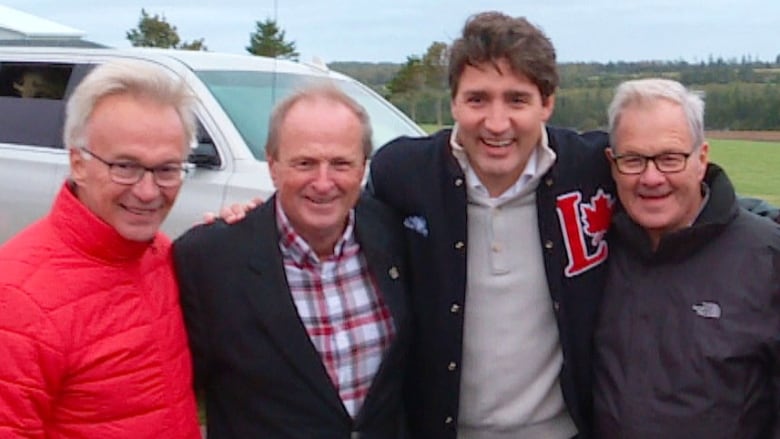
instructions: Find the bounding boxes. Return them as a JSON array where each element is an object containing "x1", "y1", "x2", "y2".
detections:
[{"x1": 188, "y1": 125, "x2": 221, "y2": 169}]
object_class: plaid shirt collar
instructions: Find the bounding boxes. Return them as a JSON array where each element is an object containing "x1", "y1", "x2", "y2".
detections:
[{"x1": 276, "y1": 197, "x2": 357, "y2": 266}]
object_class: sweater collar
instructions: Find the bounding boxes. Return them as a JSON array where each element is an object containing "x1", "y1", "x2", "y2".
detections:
[
  {"x1": 49, "y1": 182, "x2": 164, "y2": 263},
  {"x1": 611, "y1": 163, "x2": 738, "y2": 263}
]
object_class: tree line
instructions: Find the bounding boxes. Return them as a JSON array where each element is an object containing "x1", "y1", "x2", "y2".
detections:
[
  {"x1": 126, "y1": 11, "x2": 780, "y2": 131},
  {"x1": 125, "y1": 9, "x2": 298, "y2": 59},
  {"x1": 334, "y1": 44, "x2": 780, "y2": 131}
]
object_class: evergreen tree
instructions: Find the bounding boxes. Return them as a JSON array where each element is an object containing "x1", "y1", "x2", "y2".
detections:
[
  {"x1": 387, "y1": 55, "x2": 425, "y2": 120},
  {"x1": 246, "y1": 18, "x2": 299, "y2": 60},
  {"x1": 421, "y1": 42, "x2": 449, "y2": 126},
  {"x1": 126, "y1": 9, "x2": 207, "y2": 51}
]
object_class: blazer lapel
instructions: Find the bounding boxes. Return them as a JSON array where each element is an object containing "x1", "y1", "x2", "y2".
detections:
[
  {"x1": 354, "y1": 203, "x2": 408, "y2": 330},
  {"x1": 352, "y1": 197, "x2": 410, "y2": 423},
  {"x1": 242, "y1": 199, "x2": 346, "y2": 415}
]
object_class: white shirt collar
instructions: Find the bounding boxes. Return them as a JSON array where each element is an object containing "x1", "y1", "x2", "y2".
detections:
[{"x1": 450, "y1": 123, "x2": 556, "y2": 204}]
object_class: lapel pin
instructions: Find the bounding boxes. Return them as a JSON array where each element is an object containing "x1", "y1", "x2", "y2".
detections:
[{"x1": 388, "y1": 266, "x2": 400, "y2": 279}]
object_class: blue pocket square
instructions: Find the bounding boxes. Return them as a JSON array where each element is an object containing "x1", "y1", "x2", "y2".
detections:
[{"x1": 403, "y1": 215, "x2": 429, "y2": 237}]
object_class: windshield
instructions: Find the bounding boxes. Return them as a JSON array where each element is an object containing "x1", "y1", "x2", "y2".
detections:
[{"x1": 196, "y1": 70, "x2": 423, "y2": 161}]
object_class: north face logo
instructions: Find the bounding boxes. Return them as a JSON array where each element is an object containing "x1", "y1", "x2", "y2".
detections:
[{"x1": 556, "y1": 189, "x2": 615, "y2": 277}]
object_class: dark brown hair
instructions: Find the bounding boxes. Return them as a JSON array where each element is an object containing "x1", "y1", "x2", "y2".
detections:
[{"x1": 448, "y1": 11, "x2": 558, "y2": 102}]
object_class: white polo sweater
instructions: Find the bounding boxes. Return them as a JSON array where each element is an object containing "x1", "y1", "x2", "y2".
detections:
[{"x1": 451, "y1": 127, "x2": 577, "y2": 439}]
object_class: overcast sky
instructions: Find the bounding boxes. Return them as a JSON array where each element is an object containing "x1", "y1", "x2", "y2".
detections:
[{"x1": 4, "y1": 0, "x2": 779, "y2": 64}]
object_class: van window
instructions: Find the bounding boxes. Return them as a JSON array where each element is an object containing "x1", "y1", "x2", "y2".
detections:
[
  {"x1": 0, "y1": 63, "x2": 74, "y2": 148},
  {"x1": 196, "y1": 70, "x2": 421, "y2": 161},
  {"x1": 0, "y1": 63, "x2": 71, "y2": 99}
]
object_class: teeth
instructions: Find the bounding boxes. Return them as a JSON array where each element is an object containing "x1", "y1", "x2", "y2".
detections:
[
  {"x1": 639, "y1": 193, "x2": 669, "y2": 199},
  {"x1": 125, "y1": 206, "x2": 157, "y2": 215},
  {"x1": 483, "y1": 139, "x2": 512, "y2": 147}
]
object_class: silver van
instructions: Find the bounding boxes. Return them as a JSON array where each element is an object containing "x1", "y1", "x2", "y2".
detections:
[{"x1": 0, "y1": 47, "x2": 424, "y2": 242}]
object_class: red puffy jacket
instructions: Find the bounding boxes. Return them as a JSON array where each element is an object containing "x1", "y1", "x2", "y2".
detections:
[{"x1": 0, "y1": 184, "x2": 200, "y2": 438}]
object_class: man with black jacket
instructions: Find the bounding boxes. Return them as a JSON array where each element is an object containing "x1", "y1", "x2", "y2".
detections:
[
  {"x1": 593, "y1": 78, "x2": 780, "y2": 438},
  {"x1": 176, "y1": 87, "x2": 411, "y2": 438}
]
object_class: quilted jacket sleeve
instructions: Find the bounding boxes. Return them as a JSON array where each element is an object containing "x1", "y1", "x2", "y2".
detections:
[{"x1": 0, "y1": 284, "x2": 64, "y2": 438}]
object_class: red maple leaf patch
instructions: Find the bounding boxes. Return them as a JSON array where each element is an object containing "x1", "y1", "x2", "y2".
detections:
[{"x1": 580, "y1": 189, "x2": 614, "y2": 246}]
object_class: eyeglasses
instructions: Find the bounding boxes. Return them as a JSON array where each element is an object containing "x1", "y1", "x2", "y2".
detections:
[
  {"x1": 609, "y1": 150, "x2": 694, "y2": 175},
  {"x1": 80, "y1": 148, "x2": 190, "y2": 188}
]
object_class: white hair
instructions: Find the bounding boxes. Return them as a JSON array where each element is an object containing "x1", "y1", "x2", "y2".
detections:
[
  {"x1": 63, "y1": 59, "x2": 196, "y2": 150},
  {"x1": 608, "y1": 78, "x2": 705, "y2": 150}
]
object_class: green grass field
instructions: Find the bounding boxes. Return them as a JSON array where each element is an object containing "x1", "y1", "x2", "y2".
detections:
[
  {"x1": 708, "y1": 139, "x2": 780, "y2": 207},
  {"x1": 415, "y1": 125, "x2": 779, "y2": 206},
  {"x1": 419, "y1": 123, "x2": 444, "y2": 134}
]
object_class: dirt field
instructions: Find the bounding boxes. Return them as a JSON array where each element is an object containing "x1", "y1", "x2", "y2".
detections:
[{"x1": 706, "y1": 130, "x2": 780, "y2": 142}]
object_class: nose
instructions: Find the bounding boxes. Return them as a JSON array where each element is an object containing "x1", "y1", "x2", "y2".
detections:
[
  {"x1": 484, "y1": 102, "x2": 511, "y2": 134},
  {"x1": 638, "y1": 160, "x2": 666, "y2": 186},
  {"x1": 310, "y1": 163, "x2": 336, "y2": 192},
  {"x1": 131, "y1": 170, "x2": 162, "y2": 201}
]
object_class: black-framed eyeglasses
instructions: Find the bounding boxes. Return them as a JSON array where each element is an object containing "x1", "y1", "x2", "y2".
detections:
[
  {"x1": 80, "y1": 148, "x2": 190, "y2": 188},
  {"x1": 609, "y1": 150, "x2": 694, "y2": 175}
]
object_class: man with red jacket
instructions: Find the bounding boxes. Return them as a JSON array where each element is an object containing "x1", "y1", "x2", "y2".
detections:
[{"x1": 0, "y1": 60, "x2": 201, "y2": 438}]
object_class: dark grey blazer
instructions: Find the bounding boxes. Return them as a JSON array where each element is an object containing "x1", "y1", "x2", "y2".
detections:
[{"x1": 174, "y1": 194, "x2": 410, "y2": 439}]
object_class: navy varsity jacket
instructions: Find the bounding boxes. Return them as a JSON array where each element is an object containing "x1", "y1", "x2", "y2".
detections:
[{"x1": 367, "y1": 127, "x2": 615, "y2": 439}]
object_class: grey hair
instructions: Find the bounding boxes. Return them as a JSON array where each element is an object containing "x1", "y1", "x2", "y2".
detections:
[
  {"x1": 63, "y1": 59, "x2": 196, "y2": 150},
  {"x1": 265, "y1": 84, "x2": 373, "y2": 160},
  {"x1": 607, "y1": 78, "x2": 705, "y2": 150}
]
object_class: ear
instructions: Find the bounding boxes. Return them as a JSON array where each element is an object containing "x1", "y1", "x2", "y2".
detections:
[
  {"x1": 450, "y1": 97, "x2": 460, "y2": 124},
  {"x1": 604, "y1": 147, "x2": 619, "y2": 177},
  {"x1": 69, "y1": 148, "x2": 88, "y2": 186},
  {"x1": 267, "y1": 153, "x2": 279, "y2": 189},
  {"x1": 541, "y1": 94, "x2": 556, "y2": 122},
  {"x1": 695, "y1": 142, "x2": 709, "y2": 179}
]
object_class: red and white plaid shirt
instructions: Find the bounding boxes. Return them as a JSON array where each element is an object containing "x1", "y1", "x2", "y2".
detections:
[{"x1": 276, "y1": 202, "x2": 396, "y2": 417}]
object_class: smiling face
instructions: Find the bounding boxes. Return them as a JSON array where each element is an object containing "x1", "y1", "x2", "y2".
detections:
[
  {"x1": 69, "y1": 93, "x2": 188, "y2": 242},
  {"x1": 610, "y1": 99, "x2": 708, "y2": 246},
  {"x1": 268, "y1": 97, "x2": 366, "y2": 257},
  {"x1": 451, "y1": 58, "x2": 555, "y2": 197}
]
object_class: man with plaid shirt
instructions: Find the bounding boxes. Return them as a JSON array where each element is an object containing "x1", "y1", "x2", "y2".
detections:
[{"x1": 174, "y1": 86, "x2": 411, "y2": 438}]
